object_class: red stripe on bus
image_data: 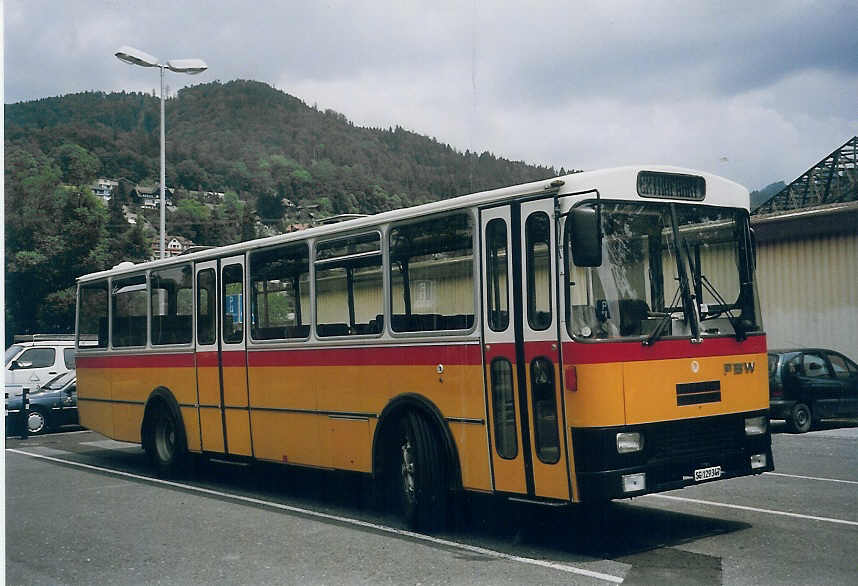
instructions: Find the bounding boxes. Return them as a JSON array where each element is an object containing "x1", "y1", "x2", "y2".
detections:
[
  {"x1": 563, "y1": 335, "x2": 766, "y2": 365},
  {"x1": 194, "y1": 351, "x2": 247, "y2": 368},
  {"x1": 195, "y1": 351, "x2": 220, "y2": 368},
  {"x1": 76, "y1": 353, "x2": 195, "y2": 369},
  {"x1": 248, "y1": 344, "x2": 483, "y2": 367},
  {"x1": 220, "y1": 351, "x2": 247, "y2": 367}
]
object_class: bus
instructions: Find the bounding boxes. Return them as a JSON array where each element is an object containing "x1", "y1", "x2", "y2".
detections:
[{"x1": 75, "y1": 166, "x2": 773, "y2": 531}]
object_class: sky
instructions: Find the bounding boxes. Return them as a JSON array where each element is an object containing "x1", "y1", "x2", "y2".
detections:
[{"x1": 4, "y1": 0, "x2": 857, "y2": 191}]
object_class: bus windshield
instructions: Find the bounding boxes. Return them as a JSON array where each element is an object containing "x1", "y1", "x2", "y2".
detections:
[{"x1": 566, "y1": 202, "x2": 761, "y2": 342}]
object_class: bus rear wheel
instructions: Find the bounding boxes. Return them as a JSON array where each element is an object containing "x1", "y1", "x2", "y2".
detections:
[
  {"x1": 145, "y1": 405, "x2": 187, "y2": 477},
  {"x1": 390, "y1": 411, "x2": 447, "y2": 533}
]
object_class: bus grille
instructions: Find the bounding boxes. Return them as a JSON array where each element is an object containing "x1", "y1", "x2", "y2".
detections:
[
  {"x1": 676, "y1": 380, "x2": 721, "y2": 406},
  {"x1": 648, "y1": 415, "x2": 742, "y2": 460}
]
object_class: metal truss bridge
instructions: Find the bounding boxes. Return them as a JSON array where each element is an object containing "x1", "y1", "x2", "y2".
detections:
[{"x1": 754, "y1": 136, "x2": 858, "y2": 215}]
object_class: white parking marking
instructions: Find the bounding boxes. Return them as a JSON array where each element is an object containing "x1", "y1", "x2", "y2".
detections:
[
  {"x1": 81, "y1": 439, "x2": 140, "y2": 450},
  {"x1": 644, "y1": 494, "x2": 858, "y2": 527},
  {"x1": 765, "y1": 471, "x2": 858, "y2": 486},
  {"x1": 6, "y1": 448, "x2": 625, "y2": 584},
  {"x1": 24, "y1": 446, "x2": 70, "y2": 457}
]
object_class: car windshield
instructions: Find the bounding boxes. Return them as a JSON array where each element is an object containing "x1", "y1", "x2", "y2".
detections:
[
  {"x1": 768, "y1": 354, "x2": 779, "y2": 376},
  {"x1": 5, "y1": 345, "x2": 23, "y2": 366},
  {"x1": 42, "y1": 371, "x2": 75, "y2": 390},
  {"x1": 566, "y1": 202, "x2": 761, "y2": 342}
]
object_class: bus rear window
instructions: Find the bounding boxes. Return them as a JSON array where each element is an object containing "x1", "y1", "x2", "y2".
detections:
[{"x1": 78, "y1": 281, "x2": 109, "y2": 348}]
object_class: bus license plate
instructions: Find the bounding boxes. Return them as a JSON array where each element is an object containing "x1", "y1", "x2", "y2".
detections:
[{"x1": 694, "y1": 465, "x2": 721, "y2": 481}]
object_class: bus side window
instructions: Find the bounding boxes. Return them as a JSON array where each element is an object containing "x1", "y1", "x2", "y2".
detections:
[
  {"x1": 525, "y1": 212, "x2": 552, "y2": 331},
  {"x1": 222, "y1": 264, "x2": 244, "y2": 344},
  {"x1": 530, "y1": 357, "x2": 560, "y2": 464},
  {"x1": 315, "y1": 233, "x2": 383, "y2": 337},
  {"x1": 486, "y1": 218, "x2": 509, "y2": 332},
  {"x1": 150, "y1": 264, "x2": 193, "y2": 345},
  {"x1": 112, "y1": 274, "x2": 147, "y2": 347},
  {"x1": 197, "y1": 269, "x2": 216, "y2": 345},
  {"x1": 250, "y1": 242, "x2": 310, "y2": 340},
  {"x1": 389, "y1": 213, "x2": 475, "y2": 333}
]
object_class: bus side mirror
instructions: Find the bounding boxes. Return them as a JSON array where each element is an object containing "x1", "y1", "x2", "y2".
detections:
[{"x1": 570, "y1": 206, "x2": 602, "y2": 267}]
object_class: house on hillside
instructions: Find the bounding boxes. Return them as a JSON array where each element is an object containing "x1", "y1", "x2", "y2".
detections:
[
  {"x1": 133, "y1": 185, "x2": 174, "y2": 208},
  {"x1": 91, "y1": 178, "x2": 118, "y2": 202},
  {"x1": 150, "y1": 235, "x2": 195, "y2": 260}
]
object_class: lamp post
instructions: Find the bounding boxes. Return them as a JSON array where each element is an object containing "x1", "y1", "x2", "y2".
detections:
[{"x1": 115, "y1": 46, "x2": 207, "y2": 259}]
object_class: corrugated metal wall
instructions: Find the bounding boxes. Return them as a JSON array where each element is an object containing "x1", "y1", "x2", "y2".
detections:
[{"x1": 756, "y1": 232, "x2": 858, "y2": 356}]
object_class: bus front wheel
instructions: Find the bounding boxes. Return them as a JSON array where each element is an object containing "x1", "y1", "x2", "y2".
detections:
[
  {"x1": 390, "y1": 411, "x2": 447, "y2": 533},
  {"x1": 144, "y1": 405, "x2": 187, "y2": 477}
]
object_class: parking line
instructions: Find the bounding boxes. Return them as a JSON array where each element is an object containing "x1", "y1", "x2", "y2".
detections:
[
  {"x1": 644, "y1": 494, "x2": 858, "y2": 527},
  {"x1": 764, "y1": 471, "x2": 858, "y2": 486},
  {"x1": 7, "y1": 448, "x2": 624, "y2": 584}
]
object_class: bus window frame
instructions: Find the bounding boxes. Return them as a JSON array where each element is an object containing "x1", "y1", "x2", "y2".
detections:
[
  {"x1": 110, "y1": 271, "x2": 150, "y2": 350},
  {"x1": 387, "y1": 210, "x2": 479, "y2": 339},
  {"x1": 150, "y1": 263, "x2": 194, "y2": 347},
  {"x1": 248, "y1": 240, "x2": 312, "y2": 344},
  {"x1": 313, "y1": 230, "x2": 385, "y2": 339},
  {"x1": 76, "y1": 279, "x2": 110, "y2": 350}
]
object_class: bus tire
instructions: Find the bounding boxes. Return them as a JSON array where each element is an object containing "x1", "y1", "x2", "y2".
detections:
[
  {"x1": 392, "y1": 411, "x2": 448, "y2": 533},
  {"x1": 787, "y1": 402, "x2": 812, "y2": 434},
  {"x1": 144, "y1": 403, "x2": 188, "y2": 478}
]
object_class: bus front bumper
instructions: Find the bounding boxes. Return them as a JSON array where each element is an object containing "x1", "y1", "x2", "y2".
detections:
[{"x1": 571, "y1": 411, "x2": 774, "y2": 501}]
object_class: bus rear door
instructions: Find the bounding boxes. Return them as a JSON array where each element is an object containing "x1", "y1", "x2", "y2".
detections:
[{"x1": 193, "y1": 257, "x2": 253, "y2": 457}]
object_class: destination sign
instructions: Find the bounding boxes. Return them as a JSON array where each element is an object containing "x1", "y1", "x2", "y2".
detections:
[{"x1": 637, "y1": 171, "x2": 706, "y2": 201}]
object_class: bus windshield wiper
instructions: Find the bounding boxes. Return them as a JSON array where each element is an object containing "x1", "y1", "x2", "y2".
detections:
[
  {"x1": 643, "y1": 287, "x2": 681, "y2": 346},
  {"x1": 670, "y1": 205, "x2": 701, "y2": 342},
  {"x1": 682, "y1": 239, "x2": 745, "y2": 341},
  {"x1": 698, "y1": 273, "x2": 746, "y2": 341}
]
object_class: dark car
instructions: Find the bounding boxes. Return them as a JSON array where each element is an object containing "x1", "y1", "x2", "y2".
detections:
[
  {"x1": 768, "y1": 349, "x2": 858, "y2": 433},
  {"x1": 5, "y1": 371, "x2": 77, "y2": 435}
]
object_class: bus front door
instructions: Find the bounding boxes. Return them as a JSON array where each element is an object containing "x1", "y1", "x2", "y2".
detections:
[{"x1": 480, "y1": 199, "x2": 570, "y2": 500}]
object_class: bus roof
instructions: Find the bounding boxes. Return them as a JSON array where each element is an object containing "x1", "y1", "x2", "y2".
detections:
[{"x1": 78, "y1": 165, "x2": 748, "y2": 283}]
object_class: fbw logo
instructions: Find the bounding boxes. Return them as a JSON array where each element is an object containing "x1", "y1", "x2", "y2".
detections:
[{"x1": 724, "y1": 362, "x2": 755, "y2": 375}]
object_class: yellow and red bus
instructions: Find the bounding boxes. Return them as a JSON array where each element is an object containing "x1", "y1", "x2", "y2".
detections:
[{"x1": 76, "y1": 166, "x2": 772, "y2": 531}]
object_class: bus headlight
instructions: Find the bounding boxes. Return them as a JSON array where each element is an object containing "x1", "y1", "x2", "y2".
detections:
[
  {"x1": 617, "y1": 432, "x2": 644, "y2": 454},
  {"x1": 744, "y1": 416, "x2": 767, "y2": 436}
]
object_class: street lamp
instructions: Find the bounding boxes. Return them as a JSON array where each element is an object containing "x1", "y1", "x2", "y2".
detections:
[{"x1": 115, "y1": 46, "x2": 207, "y2": 259}]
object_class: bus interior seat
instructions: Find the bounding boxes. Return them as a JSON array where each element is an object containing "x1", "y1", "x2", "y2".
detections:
[{"x1": 618, "y1": 299, "x2": 650, "y2": 336}]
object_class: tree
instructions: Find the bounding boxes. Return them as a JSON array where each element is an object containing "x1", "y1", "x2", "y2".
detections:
[{"x1": 53, "y1": 143, "x2": 101, "y2": 186}]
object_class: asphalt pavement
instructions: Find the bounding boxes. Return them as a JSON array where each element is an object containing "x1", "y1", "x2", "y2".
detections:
[{"x1": 5, "y1": 420, "x2": 858, "y2": 585}]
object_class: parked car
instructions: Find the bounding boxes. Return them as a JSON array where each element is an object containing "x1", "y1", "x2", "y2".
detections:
[
  {"x1": 5, "y1": 371, "x2": 78, "y2": 435},
  {"x1": 768, "y1": 348, "x2": 858, "y2": 433},
  {"x1": 5, "y1": 335, "x2": 77, "y2": 389}
]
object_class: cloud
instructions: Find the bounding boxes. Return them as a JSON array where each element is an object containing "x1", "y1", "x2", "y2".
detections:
[{"x1": 4, "y1": 0, "x2": 857, "y2": 190}]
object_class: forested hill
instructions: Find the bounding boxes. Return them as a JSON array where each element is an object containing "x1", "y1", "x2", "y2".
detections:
[
  {"x1": 4, "y1": 80, "x2": 563, "y2": 339},
  {"x1": 6, "y1": 80, "x2": 561, "y2": 220}
]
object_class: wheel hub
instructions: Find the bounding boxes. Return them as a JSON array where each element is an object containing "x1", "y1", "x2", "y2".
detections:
[{"x1": 400, "y1": 438, "x2": 416, "y2": 503}]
